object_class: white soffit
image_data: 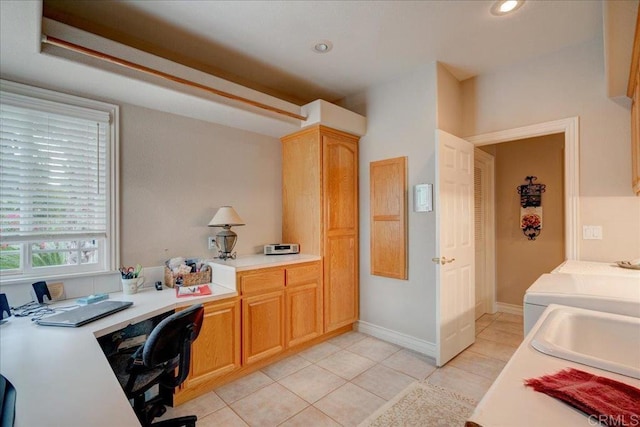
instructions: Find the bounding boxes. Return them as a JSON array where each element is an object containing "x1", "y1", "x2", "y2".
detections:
[{"x1": 302, "y1": 100, "x2": 367, "y2": 136}]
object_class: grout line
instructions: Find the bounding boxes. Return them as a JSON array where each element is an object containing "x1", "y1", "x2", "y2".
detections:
[{"x1": 182, "y1": 328, "x2": 524, "y2": 426}]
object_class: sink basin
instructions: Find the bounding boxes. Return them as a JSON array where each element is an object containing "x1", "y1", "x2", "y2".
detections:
[{"x1": 531, "y1": 305, "x2": 640, "y2": 379}]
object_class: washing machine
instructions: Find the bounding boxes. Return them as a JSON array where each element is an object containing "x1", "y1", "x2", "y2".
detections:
[{"x1": 523, "y1": 264, "x2": 640, "y2": 335}]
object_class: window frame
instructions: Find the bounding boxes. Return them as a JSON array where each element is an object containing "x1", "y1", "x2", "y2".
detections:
[{"x1": 0, "y1": 79, "x2": 119, "y2": 284}]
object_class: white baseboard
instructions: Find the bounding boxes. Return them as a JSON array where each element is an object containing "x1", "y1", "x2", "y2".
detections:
[
  {"x1": 496, "y1": 302, "x2": 523, "y2": 316},
  {"x1": 355, "y1": 320, "x2": 436, "y2": 359}
]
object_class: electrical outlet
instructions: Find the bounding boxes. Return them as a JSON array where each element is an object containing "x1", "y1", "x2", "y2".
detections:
[
  {"x1": 582, "y1": 225, "x2": 603, "y2": 240},
  {"x1": 208, "y1": 236, "x2": 216, "y2": 250}
]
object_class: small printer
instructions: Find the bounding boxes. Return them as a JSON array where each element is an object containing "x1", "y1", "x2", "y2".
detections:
[{"x1": 264, "y1": 243, "x2": 300, "y2": 255}]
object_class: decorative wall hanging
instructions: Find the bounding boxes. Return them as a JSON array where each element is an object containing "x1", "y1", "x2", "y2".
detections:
[{"x1": 517, "y1": 176, "x2": 546, "y2": 240}]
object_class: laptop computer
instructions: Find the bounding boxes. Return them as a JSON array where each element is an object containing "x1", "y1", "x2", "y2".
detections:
[{"x1": 36, "y1": 300, "x2": 133, "y2": 327}]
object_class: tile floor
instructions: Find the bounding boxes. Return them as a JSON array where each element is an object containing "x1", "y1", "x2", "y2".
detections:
[{"x1": 159, "y1": 312, "x2": 524, "y2": 427}]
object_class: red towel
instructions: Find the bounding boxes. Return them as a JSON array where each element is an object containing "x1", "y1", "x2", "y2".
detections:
[{"x1": 524, "y1": 368, "x2": 640, "y2": 427}]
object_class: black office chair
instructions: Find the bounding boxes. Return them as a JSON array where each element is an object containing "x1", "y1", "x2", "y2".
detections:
[{"x1": 109, "y1": 304, "x2": 204, "y2": 427}]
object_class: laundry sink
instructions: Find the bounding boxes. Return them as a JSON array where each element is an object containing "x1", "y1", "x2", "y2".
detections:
[{"x1": 531, "y1": 305, "x2": 640, "y2": 379}]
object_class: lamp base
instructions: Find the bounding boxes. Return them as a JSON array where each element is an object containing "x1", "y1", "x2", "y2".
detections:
[
  {"x1": 215, "y1": 228, "x2": 238, "y2": 261},
  {"x1": 217, "y1": 251, "x2": 237, "y2": 261}
]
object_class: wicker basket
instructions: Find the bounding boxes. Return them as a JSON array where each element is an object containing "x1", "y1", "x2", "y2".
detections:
[{"x1": 164, "y1": 266, "x2": 211, "y2": 288}]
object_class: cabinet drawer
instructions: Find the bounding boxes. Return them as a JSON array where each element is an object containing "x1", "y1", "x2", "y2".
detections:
[
  {"x1": 239, "y1": 268, "x2": 285, "y2": 295},
  {"x1": 286, "y1": 262, "x2": 321, "y2": 287}
]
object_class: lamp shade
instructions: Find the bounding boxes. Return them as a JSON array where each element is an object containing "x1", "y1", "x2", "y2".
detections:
[{"x1": 208, "y1": 206, "x2": 245, "y2": 227}]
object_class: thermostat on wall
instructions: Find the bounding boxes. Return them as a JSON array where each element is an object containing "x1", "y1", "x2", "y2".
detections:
[{"x1": 414, "y1": 184, "x2": 433, "y2": 212}]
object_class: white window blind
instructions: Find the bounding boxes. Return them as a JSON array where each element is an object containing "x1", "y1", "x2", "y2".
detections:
[{"x1": 0, "y1": 101, "x2": 109, "y2": 241}]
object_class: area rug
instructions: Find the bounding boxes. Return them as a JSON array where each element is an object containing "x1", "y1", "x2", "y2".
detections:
[{"x1": 358, "y1": 382, "x2": 477, "y2": 427}]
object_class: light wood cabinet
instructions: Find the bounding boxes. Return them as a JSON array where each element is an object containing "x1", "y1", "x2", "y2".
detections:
[
  {"x1": 370, "y1": 156, "x2": 408, "y2": 279},
  {"x1": 238, "y1": 261, "x2": 322, "y2": 363},
  {"x1": 174, "y1": 297, "x2": 240, "y2": 404},
  {"x1": 238, "y1": 267, "x2": 286, "y2": 365},
  {"x1": 173, "y1": 259, "x2": 336, "y2": 405},
  {"x1": 242, "y1": 290, "x2": 285, "y2": 365},
  {"x1": 629, "y1": 8, "x2": 640, "y2": 196},
  {"x1": 285, "y1": 262, "x2": 322, "y2": 347},
  {"x1": 282, "y1": 126, "x2": 359, "y2": 333},
  {"x1": 631, "y1": 65, "x2": 640, "y2": 196}
]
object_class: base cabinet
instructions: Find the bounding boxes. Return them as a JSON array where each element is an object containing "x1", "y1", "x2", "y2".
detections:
[
  {"x1": 239, "y1": 261, "x2": 322, "y2": 365},
  {"x1": 175, "y1": 298, "x2": 240, "y2": 404},
  {"x1": 175, "y1": 260, "x2": 324, "y2": 404},
  {"x1": 286, "y1": 262, "x2": 322, "y2": 347},
  {"x1": 242, "y1": 290, "x2": 285, "y2": 365}
]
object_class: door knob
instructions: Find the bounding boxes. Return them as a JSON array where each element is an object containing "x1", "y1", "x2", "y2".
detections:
[{"x1": 431, "y1": 257, "x2": 456, "y2": 265}]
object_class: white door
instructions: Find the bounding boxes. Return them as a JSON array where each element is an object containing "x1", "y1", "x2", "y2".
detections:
[
  {"x1": 474, "y1": 148, "x2": 496, "y2": 320},
  {"x1": 435, "y1": 129, "x2": 475, "y2": 366}
]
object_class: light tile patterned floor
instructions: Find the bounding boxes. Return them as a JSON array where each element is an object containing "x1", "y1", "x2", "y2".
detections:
[{"x1": 160, "y1": 312, "x2": 523, "y2": 426}]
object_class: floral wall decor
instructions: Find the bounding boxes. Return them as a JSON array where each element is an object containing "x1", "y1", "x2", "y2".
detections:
[{"x1": 517, "y1": 176, "x2": 546, "y2": 240}]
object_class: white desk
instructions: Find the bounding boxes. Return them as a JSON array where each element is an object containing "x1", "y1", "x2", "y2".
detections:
[
  {"x1": 0, "y1": 283, "x2": 237, "y2": 427},
  {"x1": 468, "y1": 305, "x2": 640, "y2": 426}
]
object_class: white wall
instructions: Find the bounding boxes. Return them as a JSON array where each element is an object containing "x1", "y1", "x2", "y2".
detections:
[
  {"x1": 340, "y1": 63, "x2": 439, "y2": 347},
  {"x1": 462, "y1": 37, "x2": 640, "y2": 261}
]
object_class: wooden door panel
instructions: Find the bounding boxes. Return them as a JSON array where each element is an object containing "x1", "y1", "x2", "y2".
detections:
[
  {"x1": 242, "y1": 291, "x2": 285, "y2": 365},
  {"x1": 185, "y1": 299, "x2": 240, "y2": 387},
  {"x1": 324, "y1": 235, "x2": 358, "y2": 332},
  {"x1": 324, "y1": 136, "x2": 358, "y2": 232},
  {"x1": 370, "y1": 157, "x2": 407, "y2": 279},
  {"x1": 286, "y1": 262, "x2": 321, "y2": 287},
  {"x1": 239, "y1": 268, "x2": 284, "y2": 295},
  {"x1": 286, "y1": 283, "x2": 322, "y2": 347}
]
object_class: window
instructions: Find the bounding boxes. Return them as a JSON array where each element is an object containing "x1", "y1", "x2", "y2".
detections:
[{"x1": 0, "y1": 80, "x2": 119, "y2": 282}]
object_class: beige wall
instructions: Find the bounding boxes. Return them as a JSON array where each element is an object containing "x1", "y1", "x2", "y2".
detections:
[
  {"x1": 340, "y1": 63, "x2": 439, "y2": 344},
  {"x1": 120, "y1": 103, "x2": 282, "y2": 267},
  {"x1": 462, "y1": 37, "x2": 640, "y2": 261},
  {"x1": 436, "y1": 62, "x2": 463, "y2": 136},
  {"x1": 492, "y1": 134, "x2": 565, "y2": 306}
]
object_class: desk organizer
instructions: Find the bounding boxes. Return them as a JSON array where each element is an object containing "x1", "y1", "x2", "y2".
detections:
[{"x1": 163, "y1": 267, "x2": 211, "y2": 288}]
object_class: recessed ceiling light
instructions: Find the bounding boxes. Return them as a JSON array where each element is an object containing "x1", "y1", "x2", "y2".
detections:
[
  {"x1": 313, "y1": 40, "x2": 333, "y2": 53},
  {"x1": 490, "y1": 0, "x2": 524, "y2": 16}
]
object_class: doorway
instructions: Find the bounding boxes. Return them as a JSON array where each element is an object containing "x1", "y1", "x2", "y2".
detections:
[{"x1": 468, "y1": 117, "x2": 580, "y2": 317}]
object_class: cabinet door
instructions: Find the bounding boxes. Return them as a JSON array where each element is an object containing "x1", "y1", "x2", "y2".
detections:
[
  {"x1": 183, "y1": 298, "x2": 241, "y2": 389},
  {"x1": 323, "y1": 133, "x2": 359, "y2": 332},
  {"x1": 324, "y1": 235, "x2": 358, "y2": 331},
  {"x1": 633, "y1": 68, "x2": 640, "y2": 196},
  {"x1": 285, "y1": 262, "x2": 322, "y2": 347},
  {"x1": 242, "y1": 290, "x2": 285, "y2": 365}
]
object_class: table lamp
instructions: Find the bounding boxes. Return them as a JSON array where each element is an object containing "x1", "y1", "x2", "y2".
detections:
[{"x1": 208, "y1": 206, "x2": 245, "y2": 260}]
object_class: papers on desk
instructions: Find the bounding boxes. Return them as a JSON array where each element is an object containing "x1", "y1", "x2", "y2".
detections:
[{"x1": 175, "y1": 285, "x2": 212, "y2": 298}]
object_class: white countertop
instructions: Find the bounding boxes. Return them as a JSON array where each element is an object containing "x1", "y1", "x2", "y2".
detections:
[
  {"x1": 468, "y1": 305, "x2": 640, "y2": 426},
  {"x1": 552, "y1": 260, "x2": 640, "y2": 277},
  {"x1": 0, "y1": 283, "x2": 237, "y2": 427},
  {"x1": 210, "y1": 253, "x2": 321, "y2": 271},
  {"x1": 207, "y1": 253, "x2": 321, "y2": 289}
]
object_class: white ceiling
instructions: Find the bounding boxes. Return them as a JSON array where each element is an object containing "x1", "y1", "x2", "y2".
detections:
[{"x1": 42, "y1": 0, "x2": 605, "y2": 105}]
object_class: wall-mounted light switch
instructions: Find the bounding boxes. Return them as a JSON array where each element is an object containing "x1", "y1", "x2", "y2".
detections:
[{"x1": 582, "y1": 225, "x2": 603, "y2": 240}]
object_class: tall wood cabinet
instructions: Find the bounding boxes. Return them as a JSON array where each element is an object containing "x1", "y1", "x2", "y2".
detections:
[
  {"x1": 630, "y1": 7, "x2": 640, "y2": 196},
  {"x1": 281, "y1": 125, "x2": 360, "y2": 332}
]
